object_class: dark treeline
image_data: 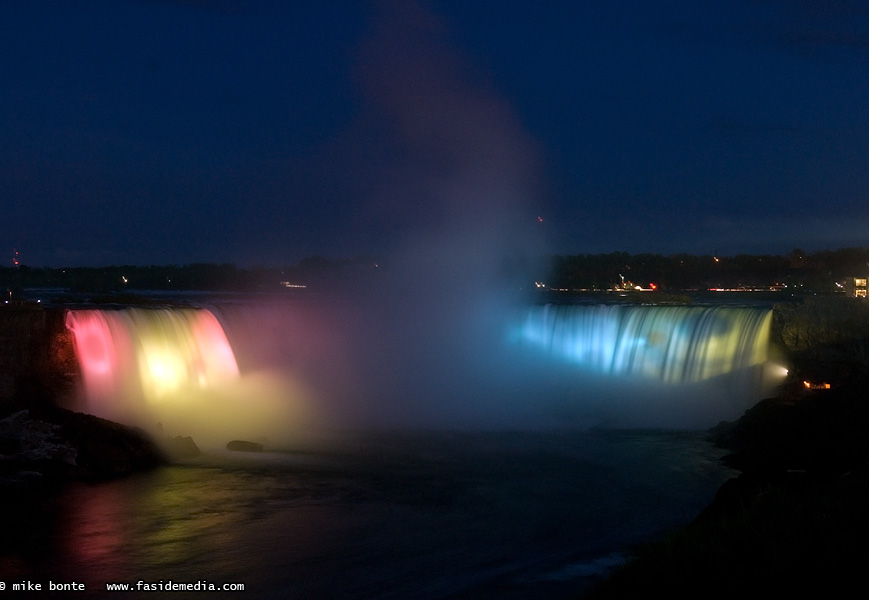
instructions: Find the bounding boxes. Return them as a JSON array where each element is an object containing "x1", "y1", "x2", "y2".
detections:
[
  {"x1": 0, "y1": 256, "x2": 381, "y2": 295},
  {"x1": 2, "y1": 248, "x2": 869, "y2": 295},
  {"x1": 547, "y1": 247, "x2": 869, "y2": 291}
]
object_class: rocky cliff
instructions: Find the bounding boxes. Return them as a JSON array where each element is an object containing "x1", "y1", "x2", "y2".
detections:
[{"x1": 0, "y1": 305, "x2": 78, "y2": 414}]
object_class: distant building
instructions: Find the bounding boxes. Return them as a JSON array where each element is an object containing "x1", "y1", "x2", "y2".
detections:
[{"x1": 844, "y1": 277, "x2": 868, "y2": 298}]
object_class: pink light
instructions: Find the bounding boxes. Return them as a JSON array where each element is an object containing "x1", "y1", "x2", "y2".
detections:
[
  {"x1": 65, "y1": 311, "x2": 126, "y2": 417},
  {"x1": 65, "y1": 311, "x2": 116, "y2": 376},
  {"x1": 192, "y1": 311, "x2": 240, "y2": 382},
  {"x1": 66, "y1": 308, "x2": 241, "y2": 420}
]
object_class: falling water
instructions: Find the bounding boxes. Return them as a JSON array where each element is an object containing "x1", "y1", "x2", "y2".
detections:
[
  {"x1": 518, "y1": 304, "x2": 773, "y2": 383},
  {"x1": 65, "y1": 303, "x2": 783, "y2": 441},
  {"x1": 512, "y1": 304, "x2": 781, "y2": 428},
  {"x1": 64, "y1": 308, "x2": 310, "y2": 447}
]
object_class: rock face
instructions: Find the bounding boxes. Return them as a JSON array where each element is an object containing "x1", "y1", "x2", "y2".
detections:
[
  {"x1": 0, "y1": 305, "x2": 78, "y2": 414},
  {"x1": 165, "y1": 435, "x2": 201, "y2": 460},
  {"x1": 0, "y1": 407, "x2": 165, "y2": 486},
  {"x1": 711, "y1": 385, "x2": 869, "y2": 478}
]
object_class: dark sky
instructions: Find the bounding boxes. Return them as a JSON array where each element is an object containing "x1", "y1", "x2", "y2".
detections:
[{"x1": 3, "y1": 0, "x2": 868, "y2": 267}]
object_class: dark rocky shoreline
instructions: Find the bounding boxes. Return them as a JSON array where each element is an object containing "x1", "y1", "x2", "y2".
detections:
[
  {"x1": 0, "y1": 406, "x2": 165, "y2": 489},
  {"x1": 0, "y1": 405, "x2": 167, "y2": 575},
  {"x1": 584, "y1": 380, "x2": 869, "y2": 597}
]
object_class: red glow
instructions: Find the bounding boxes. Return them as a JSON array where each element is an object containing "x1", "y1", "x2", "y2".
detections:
[{"x1": 65, "y1": 311, "x2": 130, "y2": 416}]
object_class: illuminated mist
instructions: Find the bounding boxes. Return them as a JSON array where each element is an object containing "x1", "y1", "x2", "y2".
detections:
[
  {"x1": 65, "y1": 300, "x2": 782, "y2": 446},
  {"x1": 63, "y1": 2, "x2": 785, "y2": 445}
]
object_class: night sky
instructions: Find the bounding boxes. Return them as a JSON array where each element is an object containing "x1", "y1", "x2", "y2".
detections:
[{"x1": 3, "y1": 0, "x2": 868, "y2": 268}]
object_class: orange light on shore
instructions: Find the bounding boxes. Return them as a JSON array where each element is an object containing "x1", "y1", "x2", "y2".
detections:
[{"x1": 803, "y1": 380, "x2": 831, "y2": 390}]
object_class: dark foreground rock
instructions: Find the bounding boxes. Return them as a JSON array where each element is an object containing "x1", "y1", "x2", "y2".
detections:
[
  {"x1": 710, "y1": 386, "x2": 869, "y2": 478},
  {"x1": 226, "y1": 439, "x2": 264, "y2": 452},
  {"x1": 165, "y1": 435, "x2": 201, "y2": 460},
  {"x1": 0, "y1": 406, "x2": 165, "y2": 488}
]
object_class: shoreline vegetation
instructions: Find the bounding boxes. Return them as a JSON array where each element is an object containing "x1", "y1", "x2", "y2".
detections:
[{"x1": 2, "y1": 247, "x2": 868, "y2": 296}]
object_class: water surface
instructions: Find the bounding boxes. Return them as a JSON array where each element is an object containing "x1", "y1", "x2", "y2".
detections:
[{"x1": 4, "y1": 430, "x2": 732, "y2": 598}]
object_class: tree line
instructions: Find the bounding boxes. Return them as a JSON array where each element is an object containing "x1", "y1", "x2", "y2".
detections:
[
  {"x1": 2, "y1": 248, "x2": 868, "y2": 294},
  {"x1": 0, "y1": 257, "x2": 380, "y2": 294},
  {"x1": 546, "y1": 248, "x2": 869, "y2": 292}
]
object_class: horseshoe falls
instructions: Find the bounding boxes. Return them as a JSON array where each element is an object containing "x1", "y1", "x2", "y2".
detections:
[{"x1": 63, "y1": 302, "x2": 783, "y2": 442}]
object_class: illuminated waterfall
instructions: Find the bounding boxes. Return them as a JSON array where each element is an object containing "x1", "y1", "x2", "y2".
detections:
[
  {"x1": 64, "y1": 308, "x2": 313, "y2": 447},
  {"x1": 65, "y1": 309, "x2": 239, "y2": 419},
  {"x1": 63, "y1": 303, "x2": 782, "y2": 437},
  {"x1": 511, "y1": 304, "x2": 781, "y2": 428},
  {"x1": 519, "y1": 304, "x2": 773, "y2": 383}
]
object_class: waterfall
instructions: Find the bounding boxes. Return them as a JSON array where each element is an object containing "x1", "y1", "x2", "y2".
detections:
[
  {"x1": 518, "y1": 305, "x2": 773, "y2": 384},
  {"x1": 64, "y1": 308, "x2": 306, "y2": 447},
  {"x1": 509, "y1": 304, "x2": 781, "y2": 428},
  {"x1": 66, "y1": 308, "x2": 238, "y2": 411},
  {"x1": 63, "y1": 303, "x2": 784, "y2": 437}
]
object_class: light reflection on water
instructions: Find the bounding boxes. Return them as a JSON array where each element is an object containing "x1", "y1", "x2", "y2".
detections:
[{"x1": 12, "y1": 431, "x2": 733, "y2": 599}]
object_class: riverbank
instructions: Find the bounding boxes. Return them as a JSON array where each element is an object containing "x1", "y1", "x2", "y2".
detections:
[
  {"x1": 584, "y1": 379, "x2": 869, "y2": 597},
  {"x1": 0, "y1": 405, "x2": 166, "y2": 581}
]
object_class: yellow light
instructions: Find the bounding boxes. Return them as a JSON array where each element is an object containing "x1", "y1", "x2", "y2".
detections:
[{"x1": 143, "y1": 349, "x2": 186, "y2": 398}]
